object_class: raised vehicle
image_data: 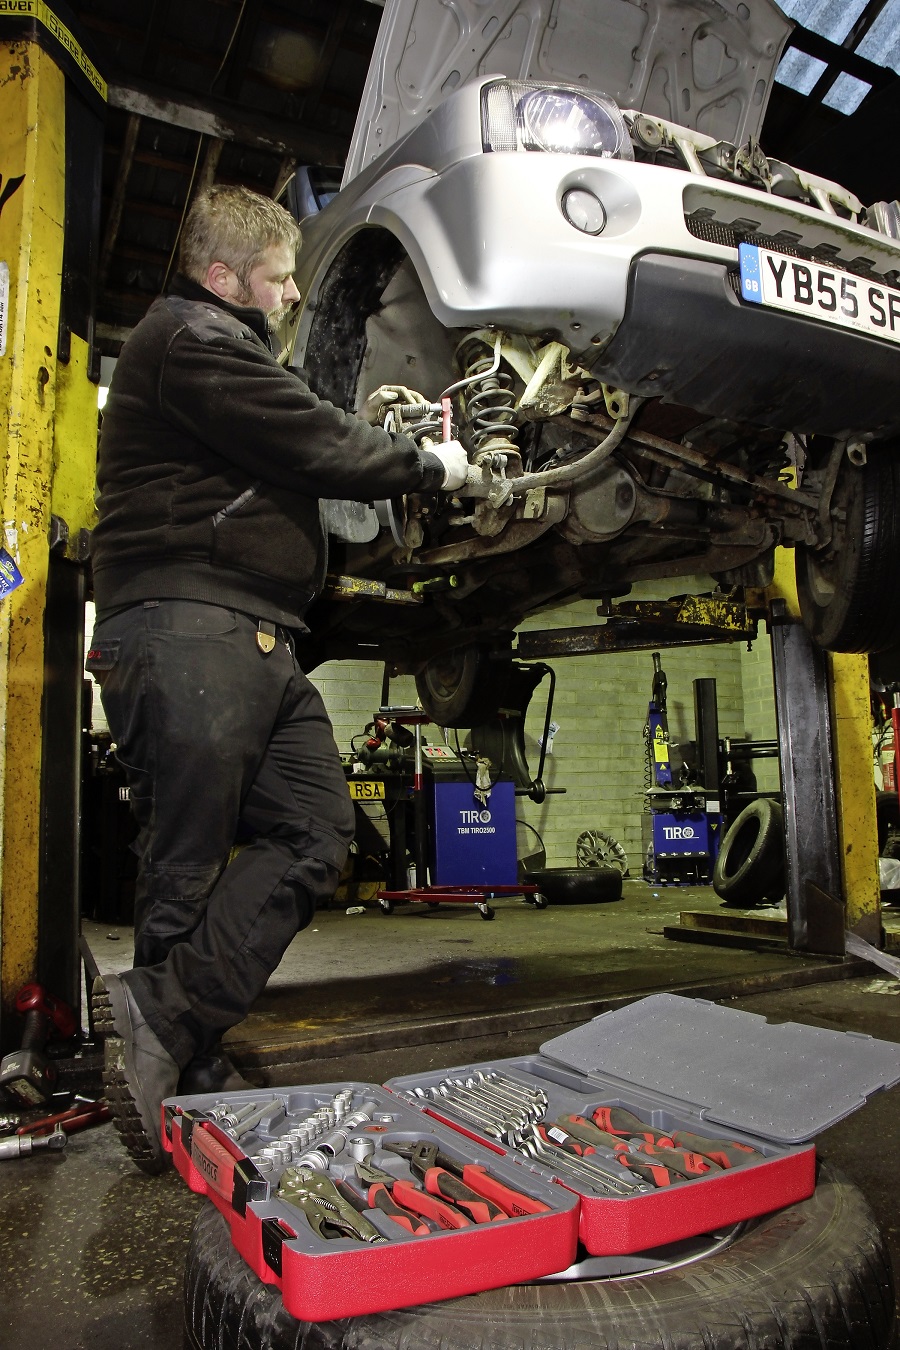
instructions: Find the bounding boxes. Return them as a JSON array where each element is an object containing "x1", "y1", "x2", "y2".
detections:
[{"x1": 286, "y1": 0, "x2": 900, "y2": 723}]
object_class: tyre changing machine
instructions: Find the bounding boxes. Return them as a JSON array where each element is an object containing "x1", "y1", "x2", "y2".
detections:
[
  {"x1": 368, "y1": 711, "x2": 545, "y2": 920},
  {"x1": 642, "y1": 652, "x2": 724, "y2": 887}
]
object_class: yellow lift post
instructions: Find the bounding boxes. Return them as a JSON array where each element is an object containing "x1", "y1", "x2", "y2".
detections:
[
  {"x1": 0, "y1": 4, "x2": 105, "y2": 1041},
  {"x1": 769, "y1": 549, "x2": 880, "y2": 947}
]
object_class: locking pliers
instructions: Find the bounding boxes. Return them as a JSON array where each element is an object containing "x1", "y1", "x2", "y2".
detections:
[{"x1": 277, "y1": 1166, "x2": 387, "y2": 1244}]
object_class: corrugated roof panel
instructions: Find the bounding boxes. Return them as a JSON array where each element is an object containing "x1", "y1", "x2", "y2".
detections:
[
  {"x1": 822, "y1": 70, "x2": 873, "y2": 112},
  {"x1": 775, "y1": 0, "x2": 868, "y2": 44},
  {"x1": 774, "y1": 0, "x2": 899, "y2": 112},
  {"x1": 775, "y1": 46, "x2": 828, "y2": 93},
  {"x1": 856, "y1": 0, "x2": 900, "y2": 74}
]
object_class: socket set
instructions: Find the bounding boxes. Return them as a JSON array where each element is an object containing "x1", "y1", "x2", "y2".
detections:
[
  {"x1": 163, "y1": 1080, "x2": 578, "y2": 1321},
  {"x1": 165, "y1": 994, "x2": 900, "y2": 1313}
]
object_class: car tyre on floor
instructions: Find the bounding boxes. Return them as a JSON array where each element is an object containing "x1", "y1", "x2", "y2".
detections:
[
  {"x1": 183, "y1": 1163, "x2": 895, "y2": 1350},
  {"x1": 713, "y1": 798, "x2": 785, "y2": 906}
]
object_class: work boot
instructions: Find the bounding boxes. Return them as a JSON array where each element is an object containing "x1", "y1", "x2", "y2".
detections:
[
  {"x1": 92, "y1": 973, "x2": 179, "y2": 1175},
  {"x1": 178, "y1": 1045, "x2": 256, "y2": 1095}
]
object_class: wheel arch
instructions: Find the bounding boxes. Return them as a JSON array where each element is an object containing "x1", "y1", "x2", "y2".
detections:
[{"x1": 297, "y1": 226, "x2": 412, "y2": 405}]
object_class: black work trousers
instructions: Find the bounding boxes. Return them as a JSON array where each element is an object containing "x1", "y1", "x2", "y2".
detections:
[{"x1": 87, "y1": 600, "x2": 355, "y2": 1068}]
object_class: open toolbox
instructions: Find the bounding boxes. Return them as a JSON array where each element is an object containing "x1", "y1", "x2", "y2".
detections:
[
  {"x1": 163, "y1": 1078, "x2": 579, "y2": 1321},
  {"x1": 163, "y1": 992, "x2": 900, "y2": 1319}
]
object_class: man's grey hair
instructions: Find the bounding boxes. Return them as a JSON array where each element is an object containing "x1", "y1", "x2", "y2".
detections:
[{"x1": 179, "y1": 184, "x2": 301, "y2": 288}]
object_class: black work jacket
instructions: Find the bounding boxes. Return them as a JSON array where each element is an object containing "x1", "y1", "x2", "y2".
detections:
[{"x1": 90, "y1": 274, "x2": 442, "y2": 626}]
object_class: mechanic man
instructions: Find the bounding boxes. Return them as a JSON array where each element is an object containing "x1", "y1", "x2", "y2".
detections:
[{"x1": 87, "y1": 184, "x2": 467, "y2": 1172}]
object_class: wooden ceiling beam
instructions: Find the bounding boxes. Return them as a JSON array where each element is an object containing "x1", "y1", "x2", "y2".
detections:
[
  {"x1": 99, "y1": 113, "x2": 141, "y2": 287},
  {"x1": 103, "y1": 144, "x2": 197, "y2": 174},
  {"x1": 108, "y1": 76, "x2": 348, "y2": 163},
  {"x1": 102, "y1": 193, "x2": 183, "y2": 221}
]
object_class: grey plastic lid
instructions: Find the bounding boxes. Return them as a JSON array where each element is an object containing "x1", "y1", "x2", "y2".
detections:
[{"x1": 539, "y1": 993, "x2": 900, "y2": 1144}]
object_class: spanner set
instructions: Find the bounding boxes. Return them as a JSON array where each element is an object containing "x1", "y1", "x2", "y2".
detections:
[{"x1": 164, "y1": 992, "x2": 900, "y2": 1318}]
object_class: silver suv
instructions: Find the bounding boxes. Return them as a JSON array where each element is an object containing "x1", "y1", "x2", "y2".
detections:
[{"x1": 287, "y1": 0, "x2": 900, "y2": 723}]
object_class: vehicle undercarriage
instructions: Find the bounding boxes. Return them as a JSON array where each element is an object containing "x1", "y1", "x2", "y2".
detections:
[{"x1": 294, "y1": 244, "x2": 900, "y2": 717}]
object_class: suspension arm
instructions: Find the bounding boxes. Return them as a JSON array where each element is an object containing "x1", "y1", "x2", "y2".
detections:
[{"x1": 564, "y1": 412, "x2": 818, "y2": 514}]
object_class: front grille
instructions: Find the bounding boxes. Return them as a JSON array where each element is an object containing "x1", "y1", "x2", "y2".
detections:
[{"x1": 686, "y1": 211, "x2": 899, "y2": 288}]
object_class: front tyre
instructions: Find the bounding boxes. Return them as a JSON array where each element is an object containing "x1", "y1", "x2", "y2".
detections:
[{"x1": 797, "y1": 445, "x2": 900, "y2": 653}]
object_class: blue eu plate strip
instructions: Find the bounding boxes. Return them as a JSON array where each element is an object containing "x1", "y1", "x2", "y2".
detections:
[{"x1": 739, "y1": 242, "x2": 762, "y2": 304}]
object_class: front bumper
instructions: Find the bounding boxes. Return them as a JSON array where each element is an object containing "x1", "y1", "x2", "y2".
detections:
[{"x1": 593, "y1": 252, "x2": 900, "y2": 439}]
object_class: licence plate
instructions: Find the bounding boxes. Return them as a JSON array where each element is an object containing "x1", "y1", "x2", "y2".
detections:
[
  {"x1": 739, "y1": 241, "x2": 900, "y2": 345},
  {"x1": 347, "y1": 779, "x2": 385, "y2": 800}
]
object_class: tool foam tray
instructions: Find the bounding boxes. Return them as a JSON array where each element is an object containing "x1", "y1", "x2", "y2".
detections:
[
  {"x1": 388, "y1": 992, "x2": 900, "y2": 1255},
  {"x1": 163, "y1": 1080, "x2": 578, "y2": 1321}
]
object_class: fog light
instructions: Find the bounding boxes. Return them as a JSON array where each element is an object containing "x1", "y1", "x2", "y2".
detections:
[{"x1": 562, "y1": 188, "x2": 606, "y2": 235}]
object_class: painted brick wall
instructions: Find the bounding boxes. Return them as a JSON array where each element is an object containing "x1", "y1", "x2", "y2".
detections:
[
  {"x1": 86, "y1": 590, "x2": 770, "y2": 876},
  {"x1": 512, "y1": 582, "x2": 746, "y2": 872},
  {"x1": 308, "y1": 578, "x2": 749, "y2": 876},
  {"x1": 738, "y1": 629, "x2": 781, "y2": 794}
]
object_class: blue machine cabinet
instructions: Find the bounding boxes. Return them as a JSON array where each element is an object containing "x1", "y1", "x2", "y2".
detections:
[
  {"x1": 649, "y1": 808, "x2": 722, "y2": 885},
  {"x1": 431, "y1": 780, "x2": 518, "y2": 886}
]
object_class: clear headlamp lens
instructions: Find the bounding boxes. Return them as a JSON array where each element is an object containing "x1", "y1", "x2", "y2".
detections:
[{"x1": 482, "y1": 81, "x2": 633, "y2": 161}]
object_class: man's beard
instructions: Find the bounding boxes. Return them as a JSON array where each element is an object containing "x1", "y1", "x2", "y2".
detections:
[
  {"x1": 234, "y1": 282, "x2": 289, "y2": 328},
  {"x1": 266, "y1": 303, "x2": 291, "y2": 331}
]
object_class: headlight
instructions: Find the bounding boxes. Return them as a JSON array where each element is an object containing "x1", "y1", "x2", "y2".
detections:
[{"x1": 481, "y1": 81, "x2": 633, "y2": 161}]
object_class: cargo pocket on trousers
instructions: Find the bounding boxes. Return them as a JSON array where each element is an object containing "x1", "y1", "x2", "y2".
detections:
[
  {"x1": 85, "y1": 638, "x2": 120, "y2": 689},
  {"x1": 303, "y1": 822, "x2": 352, "y2": 873}
]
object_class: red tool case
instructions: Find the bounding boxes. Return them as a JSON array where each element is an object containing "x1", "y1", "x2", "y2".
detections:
[
  {"x1": 164, "y1": 1080, "x2": 579, "y2": 1321},
  {"x1": 164, "y1": 992, "x2": 900, "y2": 1319}
]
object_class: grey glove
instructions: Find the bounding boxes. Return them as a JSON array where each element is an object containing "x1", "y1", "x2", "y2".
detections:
[{"x1": 430, "y1": 440, "x2": 469, "y2": 490}]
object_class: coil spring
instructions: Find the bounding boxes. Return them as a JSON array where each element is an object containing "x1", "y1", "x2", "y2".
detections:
[
  {"x1": 457, "y1": 342, "x2": 519, "y2": 453},
  {"x1": 743, "y1": 438, "x2": 793, "y2": 484}
]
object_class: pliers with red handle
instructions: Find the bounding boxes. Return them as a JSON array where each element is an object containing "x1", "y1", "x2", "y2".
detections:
[
  {"x1": 339, "y1": 1174, "x2": 431, "y2": 1236},
  {"x1": 355, "y1": 1159, "x2": 473, "y2": 1230},
  {"x1": 386, "y1": 1139, "x2": 550, "y2": 1217}
]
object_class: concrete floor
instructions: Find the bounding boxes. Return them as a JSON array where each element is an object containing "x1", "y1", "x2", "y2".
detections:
[{"x1": 4, "y1": 881, "x2": 900, "y2": 1349}]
